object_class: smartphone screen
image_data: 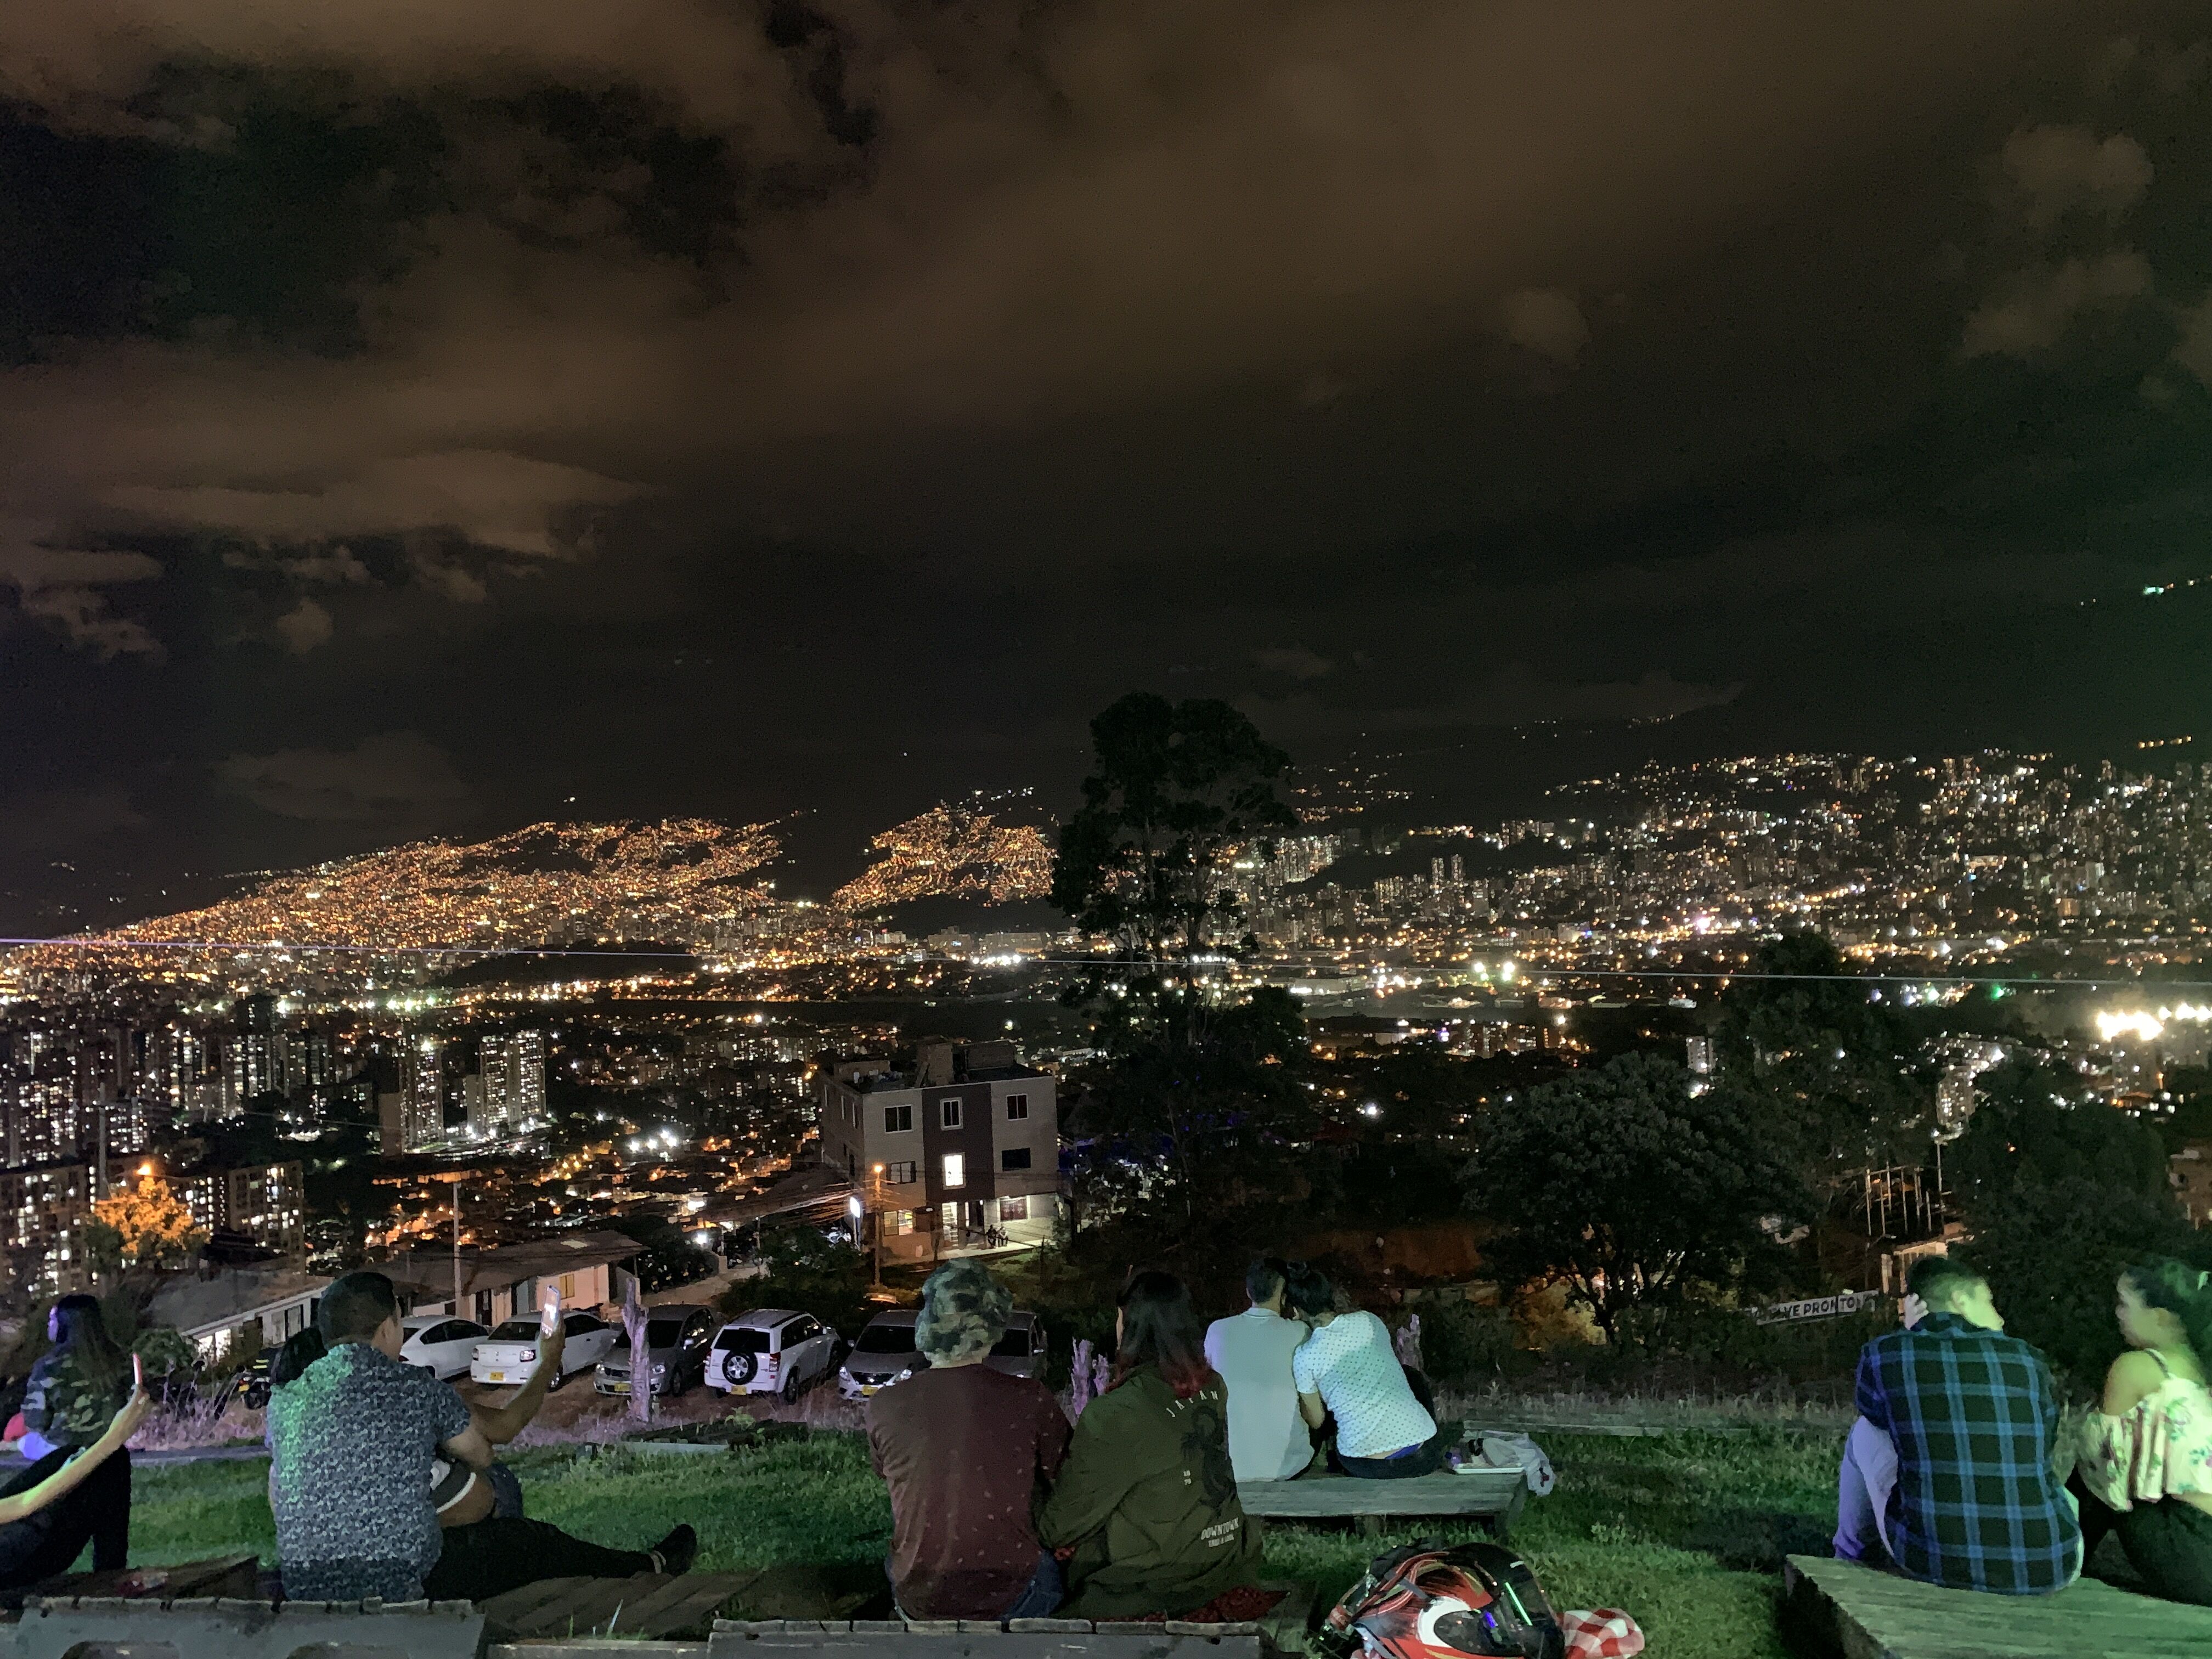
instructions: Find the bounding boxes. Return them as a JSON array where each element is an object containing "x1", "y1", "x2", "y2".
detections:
[
  {"x1": 540, "y1": 1287, "x2": 562, "y2": 1338},
  {"x1": 132, "y1": 1354, "x2": 144, "y2": 1392}
]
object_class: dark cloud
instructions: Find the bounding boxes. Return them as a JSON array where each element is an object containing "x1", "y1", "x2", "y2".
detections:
[
  {"x1": 217, "y1": 731, "x2": 468, "y2": 823},
  {"x1": 0, "y1": 3, "x2": 2210, "y2": 925}
]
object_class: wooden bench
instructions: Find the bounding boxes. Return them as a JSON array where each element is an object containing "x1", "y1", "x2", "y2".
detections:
[
  {"x1": 10, "y1": 1593, "x2": 484, "y2": 1659},
  {"x1": 1782, "y1": 1552, "x2": 2212, "y2": 1659},
  {"x1": 0, "y1": 1551, "x2": 261, "y2": 1612},
  {"x1": 1237, "y1": 1468, "x2": 1528, "y2": 1538},
  {"x1": 481, "y1": 1570, "x2": 767, "y2": 1643}
]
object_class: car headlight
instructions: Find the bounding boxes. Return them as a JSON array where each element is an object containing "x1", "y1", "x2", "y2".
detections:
[
  {"x1": 521, "y1": 1348, "x2": 536, "y2": 1363},
  {"x1": 895, "y1": 1367, "x2": 914, "y2": 1381},
  {"x1": 652, "y1": 1363, "x2": 667, "y2": 1375}
]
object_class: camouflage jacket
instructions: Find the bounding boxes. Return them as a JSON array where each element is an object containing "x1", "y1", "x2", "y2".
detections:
[{"x1": 20, "y1": 1349, "x2": 128, "y2": 1448}]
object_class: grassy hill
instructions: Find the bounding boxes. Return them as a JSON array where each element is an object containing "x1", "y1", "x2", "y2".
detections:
[{"x1": 119, "y1": 1424, "x2": 1837, "y2": 1659}]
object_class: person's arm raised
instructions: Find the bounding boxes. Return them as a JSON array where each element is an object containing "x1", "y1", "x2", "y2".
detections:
[
  {"x1": 0, "y1": 1389, "x2": 151, "y2": 1525},
  {"x1": 473, "y1": 1325, "x2": 566, "y2": 1446}
]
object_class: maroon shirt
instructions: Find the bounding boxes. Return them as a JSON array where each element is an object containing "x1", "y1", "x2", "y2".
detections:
[{"x1": 866, "y1": 1364, "x2": 1073, "y2": 1618}]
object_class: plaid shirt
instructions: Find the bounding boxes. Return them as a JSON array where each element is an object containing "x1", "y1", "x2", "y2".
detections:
[{"x1": 1855, "y1": 1312, "x2": 2079, "y2": 1594}]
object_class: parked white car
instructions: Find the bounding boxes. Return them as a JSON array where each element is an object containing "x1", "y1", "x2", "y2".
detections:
[
  {"x1": 706, "y1": 1308, "x2": 841, "y2": 1403},
  {"x1": 398, "y1": 1315, "x2": 489, "y2": 1381},
  {"x1": 470, "y1": 1311, "x2": 619, "y2": 1389}
]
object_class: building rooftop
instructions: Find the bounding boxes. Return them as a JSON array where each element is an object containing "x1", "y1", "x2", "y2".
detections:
[
  {"x1": 148, "y1": 1267, "x2": 331, "y2": 1339},
  {"x1": 380, "y1": 1227, "x2": 640, "y2": 1301}
]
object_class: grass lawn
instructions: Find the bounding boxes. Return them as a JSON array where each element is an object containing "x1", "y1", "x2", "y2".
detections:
[{"x1": 121, "y1": 1426, "x2": 1840, "y2": 1659}]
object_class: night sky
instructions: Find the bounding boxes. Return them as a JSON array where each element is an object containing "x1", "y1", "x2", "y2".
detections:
[{"x1": 4, "y1": 4, "x2": 2211, "y2": 931}]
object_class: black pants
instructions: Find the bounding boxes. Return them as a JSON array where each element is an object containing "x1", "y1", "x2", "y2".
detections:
[
  {"x1": 423, "y1": 1516, "x2": 654, "y2": 1604},
  {"x1": 2073, "y1": 1473, "x2": 2212, "y2": 1606},
  {"x1": 0, "y1": 1448, "x2": 131, "y2": 1587}
]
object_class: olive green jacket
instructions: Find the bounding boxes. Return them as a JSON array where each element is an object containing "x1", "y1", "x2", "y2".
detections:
[
  {"x1": 1036, "y1": 1365, "x2": 1263, "y2": 1618},
  {"x1": 21, "y1": 1349, "x2": 128, "y2": 1448}
]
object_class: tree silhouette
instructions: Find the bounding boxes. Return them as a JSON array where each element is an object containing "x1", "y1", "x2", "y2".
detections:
[{"x1": 1051, "y1": 693, "x2": 1296, "y2": 965}]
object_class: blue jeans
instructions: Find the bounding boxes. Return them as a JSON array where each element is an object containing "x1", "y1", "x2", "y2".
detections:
[
  {"x1": 1335, "y1": 1438, "x2": 1443, "y2": 1479},
  {"x1": 889, "y1": 1551, "x2": 1061, "y2": 1621}
]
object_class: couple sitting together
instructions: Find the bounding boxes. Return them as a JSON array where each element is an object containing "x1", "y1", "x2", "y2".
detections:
[
  {"x1": 1837, "y1": 1254, "x2": 2212, "y2": 1605},
  {"x1": 1204, "y1": 1256, "x2": 1441, "y2": 1482},
  {"x1": 867, "y1": 1260, "x2": 1265, "y2": 1622}
]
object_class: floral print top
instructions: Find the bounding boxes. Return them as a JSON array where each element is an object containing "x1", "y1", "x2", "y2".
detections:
[{"x1": 2080, "y1": 1361, "x2": 2212, "y2": 1512}]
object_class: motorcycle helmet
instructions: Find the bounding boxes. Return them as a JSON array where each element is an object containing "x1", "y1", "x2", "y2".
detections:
[{"x1": 1319, "y1": 1541, "x2": 1564, "y2": 1659}]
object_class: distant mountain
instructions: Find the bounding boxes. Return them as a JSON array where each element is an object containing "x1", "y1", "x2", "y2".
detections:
[
  {"x1": 831, "y1": 803, "x2": 1054, "y2": 913},
  {"x1": 74, "y1": 819, "x2": 783, "y2": 955}
]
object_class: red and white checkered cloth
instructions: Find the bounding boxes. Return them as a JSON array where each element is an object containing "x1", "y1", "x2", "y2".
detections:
[{"x1": 1559, "y1": 1609, "x2": 1645, "y2": 1659}]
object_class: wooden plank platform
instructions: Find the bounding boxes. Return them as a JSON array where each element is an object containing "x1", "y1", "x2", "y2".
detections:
[
  {"x1": 0, "y1": 1551, "x2": 261, "y2": 1611},
  {"x1": 1237, "y1": 1469, "x2": 1527, "y2": 1537},
  {"x1": 1782, "y1": 1553, "x2": 2212, "y2": 1659},
  {"x1": 482, "y1": 1570, "x2": 765, "y2": 1641}
]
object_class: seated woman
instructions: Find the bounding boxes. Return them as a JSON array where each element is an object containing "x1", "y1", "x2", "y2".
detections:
[
  {"x1": 1037, "y1": 1271, "x2": 1264, "y2": 1620},
  {"x1": 1283, "y1": 1265, "x2": 1440, "y2": 1478},
  {"x1": 18, "y1": 1295, "x2": 136, "y2": 1569},
  {"x1": 0, "y1": 1382, "x2": 151, "y2": 1590},
  {"x1": 2073, "y1": 1258, "x2": 2212, "y2": 1605}
]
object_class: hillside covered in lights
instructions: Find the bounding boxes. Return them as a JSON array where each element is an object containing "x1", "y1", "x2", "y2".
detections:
[
  {"x1": 831, "y1": 802, "x2": 1054, "y2": 913},
  {"x1": 60, "y1": 819, "x2": 785, "y2": 958}
]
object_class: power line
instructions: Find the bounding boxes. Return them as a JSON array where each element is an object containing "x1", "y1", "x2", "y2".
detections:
[{"x1": 5, "y1": 935, "x2": 2209, "y2": 992}]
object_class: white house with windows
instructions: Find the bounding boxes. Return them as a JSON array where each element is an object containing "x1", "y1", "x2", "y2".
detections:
[{"x1": 816, "y1": 1039, "x2": 1060, "y2": 1259}]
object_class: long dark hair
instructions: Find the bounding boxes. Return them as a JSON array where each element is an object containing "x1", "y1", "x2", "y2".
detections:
[
  {"x1": 2125, "y1": 1257, "x2": 2212, "y2": 1362},
  {"x1": 269, "y1": 1328, "x2": 330, "y2": 1389},
  {"x1": 1113, "y1": 1270, "x2": 1212, "y2": 1400},
  {"x1": 47, "y1": 1294, "x2": 126, "y2": 1380}
]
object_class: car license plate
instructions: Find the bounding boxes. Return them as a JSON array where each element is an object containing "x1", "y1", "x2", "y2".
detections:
[
  {"x1": 608, "y1": 1380, "x2": 630, "y2": 1395},
  {"x1": 860, "y1": 1384, "x2": 879, "y2": 1396},
  {"x1": 486, "y1": 1371, "x2": 506, "y2": 1383}
]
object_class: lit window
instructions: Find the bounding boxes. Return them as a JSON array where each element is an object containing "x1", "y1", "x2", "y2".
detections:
[
  {"x1": 941, "y1": 1153, "x2": 965, "y2": 1189},
  {"x1": 1005, "y1": 1093, "x2": 1029, "y2": 1120},
  {"x1": 939, "y1": 1098, "x2": 963, "y2": 1129}
]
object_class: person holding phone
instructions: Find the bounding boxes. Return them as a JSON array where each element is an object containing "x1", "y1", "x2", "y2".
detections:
[{"x1": 0, "y1": 1372, "x2": 152, "y2": 1588}]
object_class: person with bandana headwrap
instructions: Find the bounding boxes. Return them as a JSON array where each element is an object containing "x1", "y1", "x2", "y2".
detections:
[{"x1": 866, "y1": 1260, "x2": 1071, "y2": 1620}]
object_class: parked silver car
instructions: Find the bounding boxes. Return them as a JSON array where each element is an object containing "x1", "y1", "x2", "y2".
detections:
[
  {"x1": 836, "y1": 1308, "x2": 1041, "y2": 1400},
  {"x1": 595, "y1": 1305, "x2": 715, "y2": 1398}
]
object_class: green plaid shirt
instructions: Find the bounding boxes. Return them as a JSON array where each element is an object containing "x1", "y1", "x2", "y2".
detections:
[{"x1": 1855, "y1": 1313, "x2": 2080, "y2": 1594}]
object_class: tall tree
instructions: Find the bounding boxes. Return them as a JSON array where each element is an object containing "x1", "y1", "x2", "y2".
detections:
[
  {"x1": 88, "y1": 1175, "x2": 205, "y2": 1273},
  {"x1": 1051, "y1": 693, "x2": 1296, "y2": 965},
  {"x1": 1708, "y1": 932, "x2": 1932, "y2": 1183},
  {"x1": 1462, "y1": 1052, "x2": 1808, "y2": 1339},
  {"x1": 1950, "y1": 1055, "x2": 2204, "y2": 1378}
]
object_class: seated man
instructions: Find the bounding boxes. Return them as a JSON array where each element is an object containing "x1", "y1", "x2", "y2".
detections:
[
  {"x1": 270, "y1": 1274, "x2": 692, "y2": 1602},
  {"x1": 1837, "y1": 1256, "x2": 2079, "y2": 1594},
  {"x1": 1204, "y1": 1256, "x2": 1314, "y2": 1482},
  {"x1": 867, "y1": 1260, "x2": 1071, "y2": 1620}
]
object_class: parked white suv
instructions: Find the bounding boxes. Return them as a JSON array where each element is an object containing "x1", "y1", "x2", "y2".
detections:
[{"x1": 707, "y1": 1309, "x2": 841, "y2": 1403}]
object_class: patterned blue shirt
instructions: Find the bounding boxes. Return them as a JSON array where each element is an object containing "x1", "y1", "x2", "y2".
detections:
[
  {"x1": 1855, "y1": 1312, "x2": 2080, "y2": 1594},
  {"x1": 268, "y1": 1341, "x2": 472, "y2": 1601}
]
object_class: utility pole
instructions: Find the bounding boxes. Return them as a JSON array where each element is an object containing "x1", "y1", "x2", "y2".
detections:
[
  {"x1": 868, "y1": 1163, "x2": 885, "y2": 1290},
  {"x1": 452, "y1": 1178, "x2": 465, "y2": 1316}
]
